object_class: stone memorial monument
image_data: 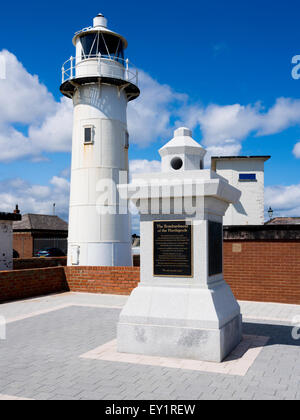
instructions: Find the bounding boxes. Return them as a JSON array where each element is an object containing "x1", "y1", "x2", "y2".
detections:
[{"x1": 117, "y1": 128, "x2": 242, "y2": 362}]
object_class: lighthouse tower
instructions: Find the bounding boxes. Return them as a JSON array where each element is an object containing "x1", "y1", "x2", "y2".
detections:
[{"x1": 60, "y1": 14, "x2": 140, "y2": 266}]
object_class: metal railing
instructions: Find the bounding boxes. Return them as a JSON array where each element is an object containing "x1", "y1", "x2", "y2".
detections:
[{"x1": 61, "y1": 54, "x2": 138, "y2": 86}]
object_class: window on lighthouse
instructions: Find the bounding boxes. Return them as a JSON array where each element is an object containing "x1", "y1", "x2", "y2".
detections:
[
  {"x1": 84, "y1": 126, "x2": 94, "y2": 144},
  {"x1": 80, "y1": 33, "x2": 124, "y2": 63},
  {"x1": 125, "y1": 131, "x2": 129, "y2": 149}
]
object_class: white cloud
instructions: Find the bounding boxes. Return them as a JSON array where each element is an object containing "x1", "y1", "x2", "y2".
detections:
[
  {"x1": 198, "y1": 103, "x2": 260, "y2": 145},
  {"x1": 265, "y1": 183, "x2": 300, "y2": 217},
  {"x1": 0, "y1": 158, "x2": 161, "y2": 229},
  {"x1": 0, "y1": 98, "x2": 73, "y2": 162},
  {"x1": 258, "y1": 98, "x2": 300, "y2": 136},
  {"x1": 2, "y1": 49, "x2": 300, "y2": 165},
  {"x1": 28, "y1": 98, "x2": 73, "y2": 153},
  {"x1": 0, "y1": 176, "x2": 70, "y2": 220},
  {"x1": 0, "y1": 50, "x2": 56, "y2": 126},
  {"x1": 0, "y1": 50, "x2": 73, "y2": 162},
  {"x1": 59, "y1": 167, "x2": 71, "y2": 179},
  {"x1": 0, "y1": 52, "x2": 185, "y2": 161},
  {"x1": 179, "y1": 98, "x2": 300, "y2": 158},
  {"x1": 0, "y1": 159, "x2": 159, "y2": 231},
  {"x1": 2, "y1": 50, "x2": 299, "y2": 230},
  {"x1": 204, "y1": 141, "x2": 242, "y2": 167},
  {"x1": 50, "y1": 175, "x2": 70, "y2": 191},
  {"x1": 129, "y1": 159, "x2": 161, "y2": 175},
  {"x1": 293, "y1": 142, "x2": 300, "y2": 158},
  {"x1": 127, "y1": 70, "x2": 187, "y2": 147}
]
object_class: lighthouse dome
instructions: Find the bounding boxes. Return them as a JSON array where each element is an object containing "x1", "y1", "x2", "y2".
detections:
[
  {"x1": 60, "y1": 14, "x2": 139, "y2": 101},
  {"x1": 72, "y1": 14, "x2": 128, "y2": 50}
]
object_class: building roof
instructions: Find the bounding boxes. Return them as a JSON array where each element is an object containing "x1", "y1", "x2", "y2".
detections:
[
  {"x1": 211, "y1": 156, "x2": 271, "y2": 161},
  {"x1": 0, "y1": 212, "x2": 22, "y2": 222},
  {"x1": 159, "y1": 127, "x2": 206, "y2": 156},
  {"x1": 72, "y1": 13, "x2": 128, "y2": 49},
  {"x1": 224, "y1": 224, "x2": 300, "y2": 240},
  {"x1": 13, "y1": 214, "x2": 68, "y2": 231},
  {"x1": 265, "y1": 217, "x2": 300, "y2": 225},
  {"x1": 211, "y1": 156, "x2": 271, "y2": 171}
]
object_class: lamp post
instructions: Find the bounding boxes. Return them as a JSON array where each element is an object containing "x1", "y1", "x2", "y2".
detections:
[{"x1": 268, "y1": 206, "x2": 273, "y2": 220}]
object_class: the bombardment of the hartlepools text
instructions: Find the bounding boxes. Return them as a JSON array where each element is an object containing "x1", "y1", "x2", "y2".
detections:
[{"x1": 105, "y1": 403, "x2": 197, "y2": 417}]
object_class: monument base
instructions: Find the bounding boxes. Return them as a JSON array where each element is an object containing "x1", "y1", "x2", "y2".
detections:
[{"x1": 117, "y1": 282, "x2": 242, "y2": 363}]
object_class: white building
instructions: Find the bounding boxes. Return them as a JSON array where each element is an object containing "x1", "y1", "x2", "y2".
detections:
[
  {"x1": 60, "y1": 14, "x2": 140, "y2": 266},
  {"x1": 0, "y1": 212, "x2": 22, "y2": 271},
  {"x1": 211, "y1": 156, "x2": 270, "y2": 226}
]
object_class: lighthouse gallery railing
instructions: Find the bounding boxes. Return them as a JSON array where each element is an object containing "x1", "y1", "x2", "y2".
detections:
[{"x1": 61, "y1": 55, "x2": 138, "y2": 86}]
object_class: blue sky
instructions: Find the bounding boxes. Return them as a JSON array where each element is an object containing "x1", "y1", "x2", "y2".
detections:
[{"x1": 0, "y1": 0, "x2": 300, "y2": 222}]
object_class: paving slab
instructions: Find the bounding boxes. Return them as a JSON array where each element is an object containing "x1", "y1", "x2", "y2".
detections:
[{"x1": 0, "y1": 292, "x2": 299, "y2": 400}]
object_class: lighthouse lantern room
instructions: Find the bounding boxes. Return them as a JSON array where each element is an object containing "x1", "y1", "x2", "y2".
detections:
[{"x1": 60, "y1": 14, "x2": 140, "y2": 267}]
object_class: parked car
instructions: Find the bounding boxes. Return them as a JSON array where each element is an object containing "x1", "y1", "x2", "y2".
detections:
[{"x1": 35, "y1": 248, "x2": 66, "y2": 257}]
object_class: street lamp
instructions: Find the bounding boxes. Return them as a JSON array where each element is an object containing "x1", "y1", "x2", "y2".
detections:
[{"x1": 268, "y1": 207, "x2": 273, "y2": 220}]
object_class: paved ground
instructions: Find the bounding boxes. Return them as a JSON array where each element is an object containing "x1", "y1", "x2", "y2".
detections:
[{"x1": 0, "y1": 292, "x2": 299, "y2": 400}]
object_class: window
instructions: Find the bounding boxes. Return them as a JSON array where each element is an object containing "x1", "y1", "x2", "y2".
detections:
[
  {"x1": 84, "y1": 126, "x2": 94, "y2": 144},
  {"x1": 239, "y1": 173, "x2": 256, "y2": 182},
  {"x1": 125, "y1": 131, "x2": 129, "y2": 149},
  {"x1": 80, "y1": 33, "x2": 124, "y2": 63}
]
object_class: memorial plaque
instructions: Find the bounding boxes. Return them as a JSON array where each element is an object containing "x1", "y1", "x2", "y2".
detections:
[
  {"x1": 153, "y1": 221, "x2": 192, "y2": 277},
  {"x1": 208, "y1": 221, "x2": 223, "y2": 276}
]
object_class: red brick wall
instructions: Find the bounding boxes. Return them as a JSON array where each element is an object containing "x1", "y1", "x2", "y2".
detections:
[
  {"x1": 0, "y1": 267, "x2": 68, "y2": 303},
  {"x1": 64, "y1": 266, "x2": 140, "y2": 295},
  {"x1": 224, "y1": 241, "x2": 300, "y2": 304},
  {"x1": 2, "y1": 240, "x2": 300, "y2": 304},
  {"x1": 13, "y1": 233, "x2": 33, "y2": 258},
  {"x1": 13, "y1": 257, "x2": 67, "y2": 270}
]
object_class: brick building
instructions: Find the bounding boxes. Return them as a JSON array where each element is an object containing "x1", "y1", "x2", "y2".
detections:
[
  {"x1": 265, "y1": 217, "x2": 300, "y2": 225},
  {"x1": 13, "y1": 214, "x2": 68, "y2": 258}
]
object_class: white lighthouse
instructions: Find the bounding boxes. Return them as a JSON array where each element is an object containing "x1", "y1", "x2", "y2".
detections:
[{"x1": 60, "y1": 14, "x2": 140, "y2": 266}]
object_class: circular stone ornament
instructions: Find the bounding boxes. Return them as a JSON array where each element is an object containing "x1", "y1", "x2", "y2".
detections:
[{"x1": 171, "y1": 157, "x2": 183, "y2": 170}]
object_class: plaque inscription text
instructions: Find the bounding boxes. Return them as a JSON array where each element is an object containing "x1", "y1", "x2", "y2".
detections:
[{"x1": 153, "y1": 221, "x2": 192, "y2": 277}]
